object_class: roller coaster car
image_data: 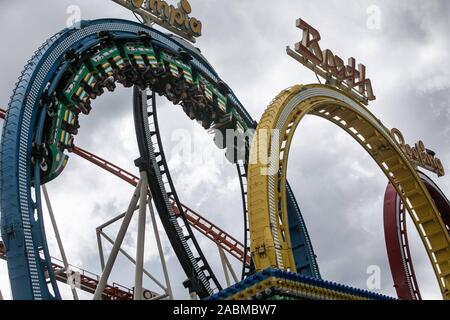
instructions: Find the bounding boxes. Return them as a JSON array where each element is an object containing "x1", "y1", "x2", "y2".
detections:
[
  {"x1": 157, "y1": 50, "x2": 195, "y2": 104},
  {"x1": 66, "y1": 56, "x2": 104, "y2": 102},
  {"x1": 198, "y1": 113, "x2": 213, "y2": 130},
  {"x1": 181, "y1": 101, "x2": 197, "y2": 120},
  {"x1": 39, "y1": 101, "x2": 78, "y2": 183},
  {"x1": 213, "y1": 110, "x2": 248, "y2": 156},
  {"x1": 49, "y1": 104, "x2": 78, "y2": 146},
  {"x1": 181, "y1": 98, "x2": 212, "y2": 128},
  {"x1": 216, "y1": 81, "x2": 231, "y2": 95},
  {"x1": 213, "y1": 109, "x2": 246, "y2": 131},
  {"x1": 122, "y1": 42, "x2": 163, "y2": 90},
  {"x1": 183, "y1": 76, "x2": 212, "y2": 116},
  {"x1": 97, "y1": 31, "x2": 115, "y2": 49},
  {"x1": 212, "y1": 114, "x2": 233, "y2": 130},
  {"x1": 42, "y1": 144, "x2": 69, "y2": 183},
  {"x1": 59, "y1": 73, "x2": 91, "y2": 115},
  {"x1": 103, "y1": 76, "x2": 116, "y2": 92},
  {"x1": 124, "y1": 39, "x2": 166, "y2": 88},
  {"x1": 93, "y1": 33, "x2": 135, "y2": 89},
  {"x1": 64, "y1": 49, "x2": 83, "y2": 72},
  {"x1": 195, "y1": 75, "x2": 228, "y2": 119},
  {"x1": 88, "y1": 45, "x2": 128, "y2": 86},
  {"x1": 40, "y1": 91, "x2": 58, "y2": 117},
  {"x1": 180, "y1": 92, "x2": 210, "y2": 122},
  {"x1": 179, "y1": 75, "x2": 229, "y2": 130},
  {"x1": 178, "y1": 49, "x2": 193, "y2": 63},
  {"x1": 80, "y1": 76, "x2": 102, "y2": 100}
]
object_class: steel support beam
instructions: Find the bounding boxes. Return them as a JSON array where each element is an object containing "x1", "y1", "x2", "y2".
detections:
[
  {"x1": 93, "y1": 180, "x2": 142, "y2": 300},
  {"x1": 147, "y1": 198, "x2": 173, "y2": 299},
  {"x1": 42, "y1": 185, "x2": 79, "y2": 300},
  {"x1": 134, "y1": 172, "x2": 148, "y2": 300},
  {"x1": 100, "y1": 232, "x2": 166, "y2": 291}
]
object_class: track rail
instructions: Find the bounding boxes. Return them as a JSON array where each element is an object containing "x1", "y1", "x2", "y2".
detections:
[
  {"x1": 134, "y1": 88, "x2": 222, "y2": 296},
  {"x1": 384, "y1": 171, "x2": 450, "y2": 299},
  {"x1": 0, "y1": 240, "x2": 156, "y2": 300},
  {"x1": 384, "y1": 183, "x2": 421, "y2": 300},
  {"x1": 236, "y1": 161, "x2": 253, "y2": 279}
]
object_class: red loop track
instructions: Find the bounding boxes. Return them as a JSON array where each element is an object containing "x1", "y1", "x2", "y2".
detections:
[{"x1": 384, "y1": 171, "x2": 450, "y2": 300}]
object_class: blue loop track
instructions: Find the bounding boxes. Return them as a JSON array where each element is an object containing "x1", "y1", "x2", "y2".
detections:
[{"x1": 0, "y1": 19, "x2": 319, "y2": 299}]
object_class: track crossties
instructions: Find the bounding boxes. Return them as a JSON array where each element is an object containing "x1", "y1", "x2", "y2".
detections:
[{"x1": 248, "y1": 84, "x2": 450, "y2": 300}]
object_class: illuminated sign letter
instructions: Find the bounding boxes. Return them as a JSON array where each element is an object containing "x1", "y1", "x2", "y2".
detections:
[
  {"x1": 390, "y1": 128, "x2": 445, "y2": 177},
  {"x1": 295, "y1": 19, "x2": 323, "y2": 65},
  {"x1": 118, "y1": 0, "x2": 202, "y2": 42},
  {"x1": 287, "y1": 18, "x2": 376, "y2": 105}
]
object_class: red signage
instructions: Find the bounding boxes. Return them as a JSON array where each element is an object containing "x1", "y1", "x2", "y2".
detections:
[{"x1": 288, "y1": 19, "x2": 376, "y2": 104}]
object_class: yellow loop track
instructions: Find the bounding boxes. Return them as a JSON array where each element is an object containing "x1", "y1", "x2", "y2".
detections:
[{"x1": 248, "y1": 84, "x2": 450, "y2": 299}]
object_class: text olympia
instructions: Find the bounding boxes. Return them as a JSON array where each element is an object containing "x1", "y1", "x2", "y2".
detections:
[{"x1": 131, "y1": 0, "x2": 202, "y2": 37}]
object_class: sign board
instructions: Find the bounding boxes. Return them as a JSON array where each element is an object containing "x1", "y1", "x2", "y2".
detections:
[
  {"x1": 391, "y1": 128, "x2": 445, "y2": 177},
  {"x1": 287, "y1": 18, "x2": 376, "y2": 105},
  {"x1": 113, "y1": 0, "x2": 202, "y2": 43}
]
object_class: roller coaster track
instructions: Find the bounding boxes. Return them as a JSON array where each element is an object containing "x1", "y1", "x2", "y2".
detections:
[
  {"x1": 135, "y1": 87, "x2": 224, "y2": 296},
  {"x1": 4, "y1": 101, "x2": 445, "y2": 301},
  {"x1": 0, "y1": 19, "x2": 242, "y2": 300},
  {"x1": 384, "y1": 184, "x2": 421, "y2": 300},
  {"x1": 0, "y1": 106, "x2": 249, "y2": 291},
  {"x1": 236, "y1": 161, "x2": 254, "y2": 279},
  {"x1": 1, "y1": 18, "x2": 445, "y2": 300},
  {"x1": 384, "y1": 171, "x2": 450, "y2": 299},
  {"x1": 0, "y1": 19, "x2": 318, "y2": 300},
  {"x1": 248, "y1": 84, "x2": 450, "y2": 299}
]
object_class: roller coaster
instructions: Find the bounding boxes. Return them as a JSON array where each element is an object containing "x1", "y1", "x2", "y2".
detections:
[{"x1": 0, "y1": 2, "x2": 449, "y2": 301}]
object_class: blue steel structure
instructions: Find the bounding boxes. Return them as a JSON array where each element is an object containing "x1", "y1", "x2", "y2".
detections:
[{"x1": 0, "y1": 19, "x2": 318, "y2": 299}]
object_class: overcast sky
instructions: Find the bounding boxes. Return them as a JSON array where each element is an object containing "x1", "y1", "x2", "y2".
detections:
[{"x1": 1, "y1": 0, "x2": 449, "y2": 300}]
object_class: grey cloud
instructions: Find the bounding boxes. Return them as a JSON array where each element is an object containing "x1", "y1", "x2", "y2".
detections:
[{"x1": 0, "y1": 0, "x2": 449, "y2": 300}]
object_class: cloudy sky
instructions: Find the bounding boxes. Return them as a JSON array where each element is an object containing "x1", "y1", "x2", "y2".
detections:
[{"x1": 1, "y1": 0, "x2": 449, "y2": 300}]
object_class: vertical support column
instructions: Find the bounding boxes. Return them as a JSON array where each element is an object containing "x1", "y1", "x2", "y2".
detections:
[
  {"x1": 218, "y1": 245, "x2": 231, "y2": 287},
  {"x1": 97, "y1": 231, "x2": 106, "y2": 271},
  {"x1": 148, "y1": 198, "x2": 173, "y2": 299},
  {"x1": 100, "y1": 231, "x2": 167, "y2": 290},
  {"x1": 42, "y1": 185, "x2": 79, "y2": 301},
  {"x1": 93, "y1": 180, "x2": 142, "y2": 300},
  {"x1": 222, "y1": 250, "x2": 239, "y2": 284},
  {"x1": 134, "y1": 171, "x2": 148, "y2": 300}
]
